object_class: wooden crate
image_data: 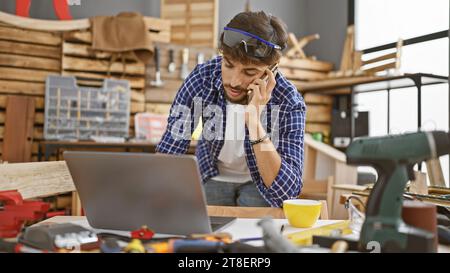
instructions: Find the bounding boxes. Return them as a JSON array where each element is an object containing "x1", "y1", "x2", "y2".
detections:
[{"x1": 161, "y1": 0, "x2": 218, "y2": 47}]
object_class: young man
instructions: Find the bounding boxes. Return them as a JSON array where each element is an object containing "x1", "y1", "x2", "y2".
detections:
[{"x1": 156, "y1": 11, "x2": 306, "y2": 208}]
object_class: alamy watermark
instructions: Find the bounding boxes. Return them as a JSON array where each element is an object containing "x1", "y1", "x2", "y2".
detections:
[{"x1": 168, "y1": 97, "x2": 281, "y2": 151}]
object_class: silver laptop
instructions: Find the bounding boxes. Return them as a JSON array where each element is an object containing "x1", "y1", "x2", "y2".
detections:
[{"x1": 64, "y1": 151, "x2": 235, "y2": 235}]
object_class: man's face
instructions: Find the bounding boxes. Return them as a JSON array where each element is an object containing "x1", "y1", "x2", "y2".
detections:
[{"x1": 221, "y1": 55, "x2": 269, "y2": 104}]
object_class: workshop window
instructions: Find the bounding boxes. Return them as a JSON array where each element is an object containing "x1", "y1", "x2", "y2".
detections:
[{"x1": 355, "y1": 0, "x2": 449, "y2": 186}]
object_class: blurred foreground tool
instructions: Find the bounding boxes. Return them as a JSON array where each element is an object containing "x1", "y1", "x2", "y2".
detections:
[
  {"x1": 285, "y1": 221, "x2": 352, "y2": 246},
  {"x1": 124, "y1": 239, "x2": 146, "y2": 253},
  {"x1": 346, "y1": 131, "x2": 450, "y2": 253},
  {"x1": 0, "y1": 190, "x2": 50, "y2": 238}
]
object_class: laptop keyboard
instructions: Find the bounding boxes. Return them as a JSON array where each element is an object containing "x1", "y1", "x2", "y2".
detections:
[{"x1": 209, "y1": 216, "x2": 236, "y2": 231}]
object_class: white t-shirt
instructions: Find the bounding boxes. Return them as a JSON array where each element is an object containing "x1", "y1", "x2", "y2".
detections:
[{"x1": 212, "y1": 103, "x2": 252, "y2": 183}]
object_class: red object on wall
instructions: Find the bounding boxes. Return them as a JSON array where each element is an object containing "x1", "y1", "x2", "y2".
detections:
[
  {"x1": 15, "y1": 0, "x2": 73, "y2": 20},
  {"x1": 0, "y1": 190, "x2": 50, "y2": 238}
]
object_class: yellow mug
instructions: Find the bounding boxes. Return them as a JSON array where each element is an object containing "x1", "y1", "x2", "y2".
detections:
[{"x1": 283, "y1": 199, "x2": 322, "y2": 228}]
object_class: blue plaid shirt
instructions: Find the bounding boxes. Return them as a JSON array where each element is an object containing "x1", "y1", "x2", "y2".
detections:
[{"x1": 156, "y1": 56, "x2": 306, "y2": 207}]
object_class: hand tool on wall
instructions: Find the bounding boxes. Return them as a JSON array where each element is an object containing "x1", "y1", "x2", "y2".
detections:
[
  {"x1": 151, "y1": 46, "x2": 164, "y2": 87},
  {"x1": 345, "y1": 131, "x2": 450, "y2": 253},
  {"x1": 196, "y1": 52, "x2": 205, "y2": 65},
  {"x1": 167, "y1": 49, "x2": 176, "y2": 73},
  {"x1": 180, "y1": 48, "x2": 190, "y2": 80}
]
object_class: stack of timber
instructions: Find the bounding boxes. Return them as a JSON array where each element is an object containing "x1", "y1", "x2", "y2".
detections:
[
  {"x1": 0, "y1": 11, "x2": 170, "y2": 161},
  {"x1": 161, "y1": 0, "x2": 218, "y2": 48}
]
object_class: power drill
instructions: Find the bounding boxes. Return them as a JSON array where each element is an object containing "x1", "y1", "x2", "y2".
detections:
[{"x1": 346, "y1": 131, "x2": 450, "y2": 252}]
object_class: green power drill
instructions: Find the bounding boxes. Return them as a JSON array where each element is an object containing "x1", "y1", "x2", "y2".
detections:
[{"x1": 346, "y1": 131, "x2": 450, "y2": 252}]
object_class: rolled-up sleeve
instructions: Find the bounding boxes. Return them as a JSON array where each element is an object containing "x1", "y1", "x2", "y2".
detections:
[
  {"x1": 260, "y1": 102, "x2": 306, "y2": 207},
  {"x1": 156, "y1": 65, "x2": 203, "y2": 154}
]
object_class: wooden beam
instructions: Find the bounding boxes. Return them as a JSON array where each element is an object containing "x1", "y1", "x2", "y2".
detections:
[
  {"x1": 362, "y1": 52, "x2": 397, "y2": 66},
  {"x1": 305, "y1": 134, "x2": 346, "y2": 162},
  {"x1": 2, "y1": 96, "x2": 35, "y2": 162},
  {"x1": 303, "y1": 93, "x2": 334, "y2": 105},
  {"x1": 0, "y1": 80, "x2": 45, "y2": 96},
  {"x1": 280, "y1": 68, "x2": 327, "y2": 81},
  {"x1": 0, "y1": 11, "x2": 171, "y2": 42},
  {"x1": 306, "y1": 105, "x2": 332, "y2": 123},
  {"x1": 280, "y1": 57, "x2": 333, "y2": 72},
  {"x1": 0, "y1": 53, "x2": 60, "y2": 71},
  {"x1": 61, "y1": 70, "x2": 146, "y2": 90},
  {"x1": 0, "y1": 40, "x2": 61, "y2": 59},
  {"x1": 0, "y1": 67, "x2": 53, "y2": 83},
  {"x1": 0, "y1": 25, "x2": 61, "y2": 45},
  {"x1": 207, "y1": 205, "x2": 285, "y2": 219}
]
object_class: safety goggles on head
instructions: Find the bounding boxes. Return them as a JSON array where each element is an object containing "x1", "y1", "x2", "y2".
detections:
[{"x1": 222, "y1": 27, "x2": 282, "y2": 58}]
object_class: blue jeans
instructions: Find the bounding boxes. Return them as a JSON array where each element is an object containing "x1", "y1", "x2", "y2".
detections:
[{"x1": 203, "y1": 179, "x2": 270, "y2": 207}]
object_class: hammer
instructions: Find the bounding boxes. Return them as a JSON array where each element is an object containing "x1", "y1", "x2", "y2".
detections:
[{"x1": 151, "y1": 46, "x2": 164, "y2": 87}]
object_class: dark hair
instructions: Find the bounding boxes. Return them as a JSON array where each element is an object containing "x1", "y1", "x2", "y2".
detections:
[{"x1": 219, "y1": 11, "x2": 288, "y2": 65}]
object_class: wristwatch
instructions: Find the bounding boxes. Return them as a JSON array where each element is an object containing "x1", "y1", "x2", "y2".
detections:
[{"x1": 250, "y1": 133, "x2": 270, "y2": 146}]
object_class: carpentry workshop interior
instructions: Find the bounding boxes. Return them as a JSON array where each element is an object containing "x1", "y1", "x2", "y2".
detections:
[{"x1": 0, "y1": 0, "x2": 449, "y2": 257}]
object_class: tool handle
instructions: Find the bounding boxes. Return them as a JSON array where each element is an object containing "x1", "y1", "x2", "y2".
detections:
[
  {"x1": 182, "y1": 48, "x2": 189, "y2": 64},
  {"x1": 154, "y1": 46, "x2": 160, "y2": 72},
  {"x1": 169, "y1": 49, "x2": 174, "y2": 63}
]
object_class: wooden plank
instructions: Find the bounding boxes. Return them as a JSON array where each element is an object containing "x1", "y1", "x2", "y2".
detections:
[
  {"x1": 0, "y1": 25, "x2": 61, "y2": 46},
  {"x1": 292, "y1": 75, "x2": 384, "y2": 92},
  {"x1": 0, "y1": 67, "x2": 54, "y2": 83},
  {"x1": 0, "y1": 95, "x2": 44, "y2": 109},
  {"x1": 62, "y1": 56, "x2": 145, "y2": 75},
  {"x1": 1, "y1": 112, "x2": 45, "y2": 125},
  {"x1": 0, "y1": 80, "x2": 45, "y2": 96},
  {"x1": 145, "y1": 103, "x2": 172, "y2": 115},
  {"x1": 0, "y1": 126, "x2": 44, "y2": 140},
  {"x1": 0, "y1": 11, "x2": 170, "y2": 40},
  {"x1": 306, "y1": 105, "x2": 332, "y2": 123},
  {"x1": 63, "y1": 42, "x2": 138, "y2": 61},
  {"x1": 279, "y1": 57, "x2": 333, "y2": 72},
  {"x1": 0, "y1": 161, "x2": 75, "y2": 199},
  {"x1": 62, "y1": 16, "x2": 171, "y2": 44},
  {"x1": 131, "y1": 102, "x2": 145, "y2": 113},
  {"x1": 207, "y1": 205, "x2": 285, "y2": 219},
  {"x1": 0, "y1": 53, "x2": 60, "y2": 71},
  {"x1": 363, "y1": 62, "x2": 396, "y2": 74},
  {"x1": 303, "y1": 93, "x2": 333, "y2": 105},
  {"x1": 305, "y1": 123, "x2": 331, "y2": 136},
  {"x1": 61, "y1": 70, "x2": 146, "y2": 90},
  {"x1": 145, "y1": 82, "x2": 181, "y2": 103},
  {"x1": 280, "y1": 68, "x2": 328, "y2": 81},
  {"x1": 2, "y1": 96, "x2": 35, "y2": 162},
  {"x1": 162, "y1": 0, "x2": 217, "y2": 47},
  {"x1": 0, "y1": 40, "x2": 60, "y2": 59},
  {"x1": 305, "y1": 134, "x2": 345, "y2": 162}
]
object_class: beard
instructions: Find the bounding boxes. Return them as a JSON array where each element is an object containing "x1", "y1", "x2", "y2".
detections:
[{"x1": 223, "y1": 84, "x2": 248, "y2": 105}]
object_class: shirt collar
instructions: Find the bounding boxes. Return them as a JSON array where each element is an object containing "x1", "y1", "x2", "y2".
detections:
[{"x1": 213, "y1": 56, "x2": 224, "y2": 91}]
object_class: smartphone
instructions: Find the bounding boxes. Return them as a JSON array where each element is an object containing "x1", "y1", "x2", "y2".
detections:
[{"x1": 247, "y1": 63, "x2": 279, "y2": 102}]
